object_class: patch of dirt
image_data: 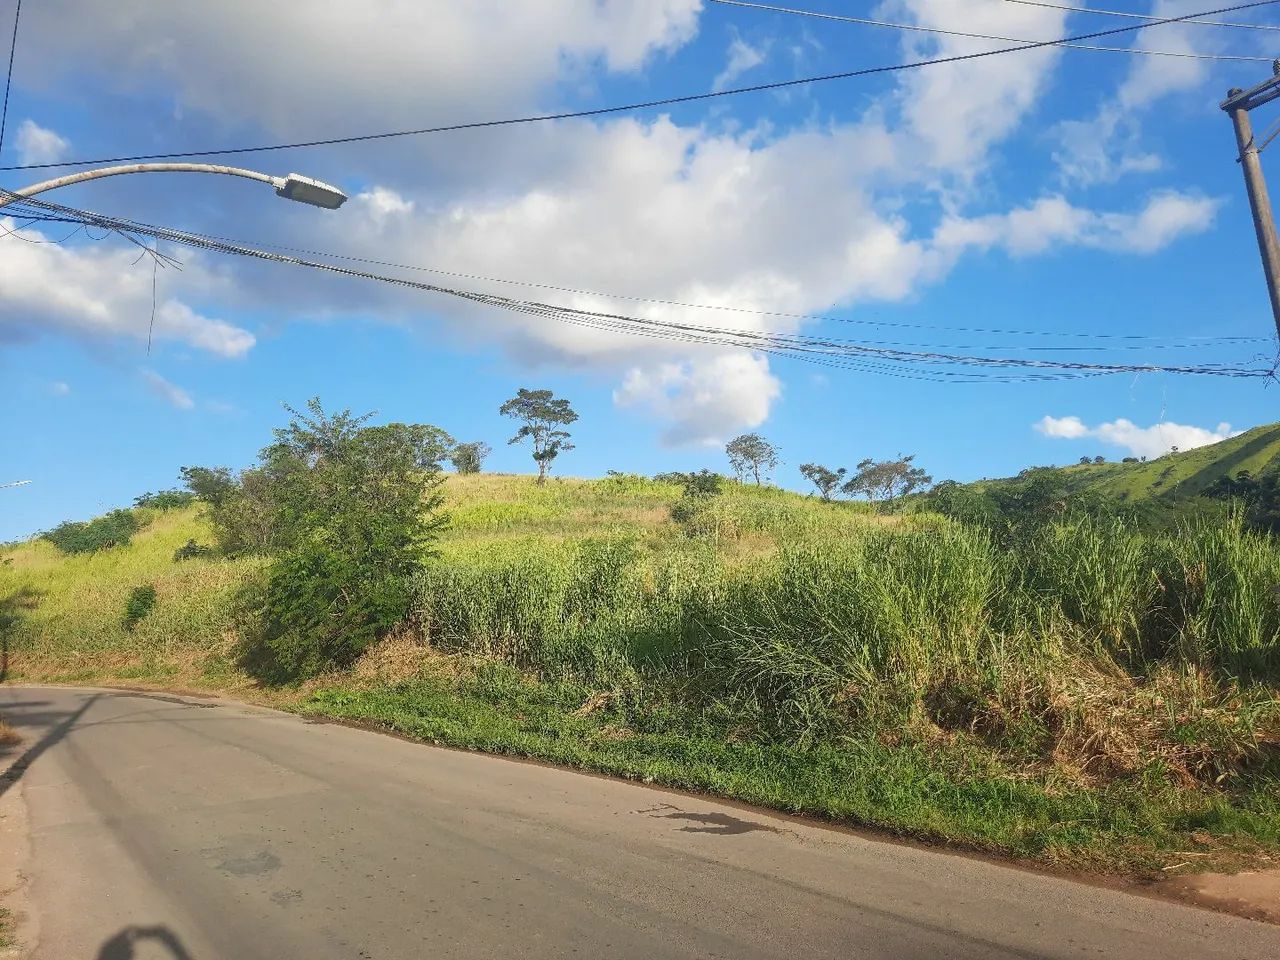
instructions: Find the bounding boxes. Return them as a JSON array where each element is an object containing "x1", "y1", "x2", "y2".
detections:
[{"x1": 1160, "y1": 867, "x2": 1280, "y2": 924}]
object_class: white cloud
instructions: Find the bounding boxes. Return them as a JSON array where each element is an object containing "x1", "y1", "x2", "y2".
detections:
[
  {"x1": 1052, "y1": 1, "x2": 1217, "y2": 184},
  {"x1": 15, "y1": 119, "x2": 70, "y2": 166},
  {"x1": 0, "y1": 218, "x2": 253, "y2": 357},
  {"x1": 1035, "y1": 415, "x2": 1241, "y2": 458},
  {"x1": 934, "y1": 192, "x2": 1218, "y2": 258},
  {"x1": 20, "y1": 1, "x2": 702, "y2": 136},
  {"x1": 0, "y1": 1, "x2": 1231, "y2": 445},
  {"x1": 614, "y1": 352, "x2": 780, "y2": 446},
  {"x1": 49, "y1": 381, "x2": 71, "y2": 396},
  {"x1": 140, "y1": 369, "x2": 195, "y2": 409},
  {"x1": 713, "y1": 35, "x2": 768, "y2": 92},
  {"x1": 889, "y1": 0, "x2": 1067, "y2": 171}
]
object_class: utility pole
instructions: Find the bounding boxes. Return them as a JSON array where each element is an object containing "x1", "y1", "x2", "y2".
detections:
[{"x1": 1223, "y1": 61, "x2": 1280, "y2": 340}]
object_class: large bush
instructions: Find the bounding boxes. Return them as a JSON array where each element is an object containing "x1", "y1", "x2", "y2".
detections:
[
  {"x1": 190, "y1": 399, "x2": 450, "y2": 683},
  {"x1": 42, "y1": 509, "x2": 144, "y2": 555}
]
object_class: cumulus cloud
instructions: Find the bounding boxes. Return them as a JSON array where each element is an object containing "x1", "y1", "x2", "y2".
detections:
[
  {"x1": 713, "y1": 35, "x2": 768, "y2": 92},
  {"x1": 15, "y1": 119, "x2": 70, "y2": 166},
  {"x1": 0, "y1": 218, "x2": 253, "y2": 357},
  {"x1": 0, "y1": 1, "x2": 1228, "y2": 444},
  {"x1": 934, "y1": 192, "x2": 1218, "y2": 258},
  {"x1": 1052, "y1": 0, "x2": 1217, "y2": 184},
  {"x1": 889, "y1": 0, "x2": 1067, "y2": 171},
  {"x1": 614, "y1": 352, "x2": 780, "y2": 446},
  {"x1": 19, "y1": 0, "x2": 702, "y2": 135},
  {"x1": 140, "y1": 369, "x2": 195, "y2": 409},
  {"x1": 1035, "y1": 415, "x2": 1241, "y2": 459}
]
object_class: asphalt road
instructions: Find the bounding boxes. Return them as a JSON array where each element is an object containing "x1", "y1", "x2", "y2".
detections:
[{"x1": 1, "y1": 687, "x2": 1277, "y2": 960}]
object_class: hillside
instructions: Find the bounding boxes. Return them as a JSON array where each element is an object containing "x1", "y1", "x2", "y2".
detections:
[
  {"x1": 2, "y1": 471, "x2": 1279, "y2": 872},
  {"x1": 985, "y1": 422, "x2": 1280, "y2": 503}
]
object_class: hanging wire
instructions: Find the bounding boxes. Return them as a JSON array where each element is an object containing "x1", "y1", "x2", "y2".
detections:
[
  {"x1": 707, "y1": 0, "x2": 1274, "y2": 60},
  {"x1": 2, "y1": 0, "x2": 1276, "y2": 173},
  {"x1": 2, "y1": 190, "x2": 1273, "y2": 382}
]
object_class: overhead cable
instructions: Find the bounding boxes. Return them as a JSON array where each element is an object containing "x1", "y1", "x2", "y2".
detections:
[
  {"x1": 1002, "y1": 0, "x2": 1280, "y2": 30},
  {"x1": 3, "y1": 190, "x2": 1270, "y2": 383},
  {"x1": 1, "y1": 0, "x2": 1275, "y2": 173},
  {"x1": 707, "y1": 0, "x2": 1272, "y2": 59},
  {"x1": 11, "y1": 214, "x2": 1255, "y2": 347},
  {"x1": 0, "y1": 0, "x2": 22, "y2": 157}
]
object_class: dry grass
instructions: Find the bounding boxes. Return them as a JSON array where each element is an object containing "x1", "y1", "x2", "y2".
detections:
[{"x1": 0, "y1": 720, "x2": 19, "y2": 749}]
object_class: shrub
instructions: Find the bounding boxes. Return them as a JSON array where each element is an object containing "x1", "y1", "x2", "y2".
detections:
[
  {"x1": 173, "y1": 539, "x2": 216, "y2": 562},
  {"x1": 43, "y1": 509, "x2": 144, "y2": 555},
  {"x1": 134, "y1": 489, "x2": 196, "y2": 510},
  {"x1": 230, "y1": 399, "x2": 448, "y2": 683},
  {"x1": 123, "y1": 585, "x2": 157, "y2": 631}
]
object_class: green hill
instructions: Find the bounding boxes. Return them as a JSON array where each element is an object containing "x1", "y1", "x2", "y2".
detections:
[
  {"x1": 2, "y1": 471, "x2": 1279, "y2": 872},
  {"x1": 987, "y1": 422, "x2": 1280, "y2": 504}
]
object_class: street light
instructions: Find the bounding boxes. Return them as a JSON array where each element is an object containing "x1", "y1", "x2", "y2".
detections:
[{"x1": 0, "y1": 162, "x2": 348, "y2": 211}]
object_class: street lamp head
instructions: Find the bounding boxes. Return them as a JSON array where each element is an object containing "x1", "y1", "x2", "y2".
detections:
[{"x1": 275, "y1": 173, "x2": 348, "y2": 209}]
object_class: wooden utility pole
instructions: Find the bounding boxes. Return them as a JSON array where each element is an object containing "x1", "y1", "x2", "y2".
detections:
[{"x1": 1223, "y1": 62, "x2": 1280, "y2": 340}]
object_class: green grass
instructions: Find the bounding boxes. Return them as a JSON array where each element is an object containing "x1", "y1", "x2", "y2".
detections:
[
  {"x1": 303, "y1": 665, "x2": 1280, "y2": 870},
  {"x1": 980, "y1": 422, "x2": 1280, "y2": 503},
  {"x1": 3, "y1": 473, "x2": 1278, "y2": 873}
]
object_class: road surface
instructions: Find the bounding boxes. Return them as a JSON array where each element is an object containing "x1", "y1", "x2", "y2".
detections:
[{"x1": 1, "y1": 686, "x2": 1276, "y2": 959}]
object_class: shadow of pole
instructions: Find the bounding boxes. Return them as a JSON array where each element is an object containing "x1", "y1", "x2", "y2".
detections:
[
  {"x1": 0, "y1": 692, "x2": 99, "y2": 799},
  {"x1": 96, "y1": 925, "x2": 196, "y2": 960}
]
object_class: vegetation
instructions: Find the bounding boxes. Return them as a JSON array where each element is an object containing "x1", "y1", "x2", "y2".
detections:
[
  {"x1": 133, "y1": 489, "x2": 196, "y2": 510},
  {"x1": 450, "y1": 441, "x2": 492, "y2": 475},
  {"x1": 3, "y1": 417, "x2": 1280, "y2": 873},
  {"x1": 725, "y1": 432, "x2": 779, "y2": 485},
  {"x1": 123, "y1": 585, "x2": 157, "y2": 631},
  {"x1": 182, "y1": 400, "x2": 450, "y2": 684},
  {"x1": 500, "y1": 388, "x2": 577, "y2": 483},
  {"x1": 42, "y1": 509, "x2": 145, "y2": 555}
]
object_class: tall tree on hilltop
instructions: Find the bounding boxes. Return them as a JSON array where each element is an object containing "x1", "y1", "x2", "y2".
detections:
[
  {"x1": 499, "y1": 388, "x2": 578, "y2": 484},
  {"x1": 799, "y1": 463, "x2": 846, "y2": 501},
  {"x1": 726, "y1": 433, "x2": 779, "y2": 485},
  {"x1": 842, "y1": 454, "x2": 932, "y2": 509},
  {"x1": 450, "y1": 441, "x2": 493, "y2": 475}
]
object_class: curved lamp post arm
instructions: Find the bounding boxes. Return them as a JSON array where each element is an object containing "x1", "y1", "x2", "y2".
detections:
[{"x1": 0, "y1": 163, "x2": 347, "y2": 211}]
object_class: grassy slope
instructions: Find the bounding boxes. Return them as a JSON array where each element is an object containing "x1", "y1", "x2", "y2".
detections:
[
  {"x1": 2, "y1": 475, "x2": 1278, "y2": 874},
  {"x1": 981, "y1": 422, "x2": 1280, "y2": 503}
]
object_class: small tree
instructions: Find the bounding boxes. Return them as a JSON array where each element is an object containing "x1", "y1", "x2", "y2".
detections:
[
  {"x1": 799, "y1": 463, "x2": 846, "y2": 501},
  {"x1": 842, "y1": 454, "x2": 932, "y2": 508},
  {"x1": 499, "y1": 388, "x2": 578, "y2": 483},
  {"x1": 725, "y1": 433, "x2": 779, "y2": 485},
  {"x1": 451, "y1": 441, "x2": 492, "y2": 475}
]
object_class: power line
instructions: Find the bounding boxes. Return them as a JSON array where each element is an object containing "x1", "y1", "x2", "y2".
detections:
[
  {"x1": 0, "y1": 0, "x2": 22, "y2": 158},
  {"x1": 2, "y1": 0, "x2": 1275, "y2": 173},
  {"x1": 1002, "y1": 0, "x2": 1280, "y2": 31},
  {"x1": 707, "y1": 0, "x2": 1272, "y2": 59},
  {"x1": 17, "y1": 214, "x2": 1254, "y2": 347},
  {"x1": 4, "y1": 189, "x2": 1270, "y2": 382}
]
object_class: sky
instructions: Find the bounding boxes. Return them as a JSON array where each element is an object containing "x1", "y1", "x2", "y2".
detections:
[{"x1": 3, "y1": 0, "x2": 1280, "y2": 541}]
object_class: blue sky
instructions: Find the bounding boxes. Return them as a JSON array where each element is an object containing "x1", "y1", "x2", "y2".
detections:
[{"x1": 3, "y1": 0, "x2": 1279, "y2": 541}]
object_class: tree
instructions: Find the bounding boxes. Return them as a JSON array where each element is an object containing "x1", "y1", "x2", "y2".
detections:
[
  {"x1": 451, "y1": 441, "x2": 492, "y2": 475},
  {"x1": 1078, "y1": 456, "x2": 1092, "y2": 465},
  {"x1": 841, "y1": 455, "x2": 932, "y2": 508},
  {"x1": 187, "y1": 399, "x2": 449, "y2": 683},
  {"x1": 1093, "y1": 455, "x2": 1106, "y2": 465},
  {"x1": 499, "y1": 388, "x2": 578, "y2": 484},
  {"x1": 725, "y1": 433, "x2": 779, "y2": 485},
  {"x1": 799, "y1": 463, "x2": 846, "y2": 501}
]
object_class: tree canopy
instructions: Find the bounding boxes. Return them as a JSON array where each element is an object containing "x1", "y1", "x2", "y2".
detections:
[{"x1": 500, "y1": 388, "x2": 578, "y2": 483}]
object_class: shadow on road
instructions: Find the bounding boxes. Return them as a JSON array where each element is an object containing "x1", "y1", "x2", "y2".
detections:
[
  {"x1": 0, "y1": 693, "x2": 99, "y2": 799},
  {"x1": 96, "y1": 925, "x2": 196, "y2": 960},
  {"x1": 661, "y1": 811, "x2": 777, "y2": 835}
]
